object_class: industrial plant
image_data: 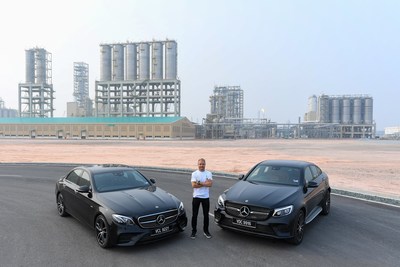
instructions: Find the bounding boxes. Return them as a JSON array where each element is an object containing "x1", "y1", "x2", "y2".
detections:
[
  {"x1": 95, "y1": 40, "x2": 180, "y2": 117},
  {"x1": 203, "y1": 91, "x2": 375, "y2": 139},
  {"x1": 0, "y1": 41, "x2": 193, "y2": 139},
  {"x1": 0, "y1": 41, "x2": 382, "y2": 140},
  {"x1": 18, "y1": 48, "x2": 54, "y2": 118}
]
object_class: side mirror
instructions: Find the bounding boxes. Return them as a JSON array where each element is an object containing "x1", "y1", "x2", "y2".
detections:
[
  {"x1": 238, "y1": 174, "x2": 245, "y2": 180},
  {"x1": 150, "y1": 178, "x2": 156, "y2": 184},
  {"x1": 77, "y1": 185, "x2": 90, "y2": 193},
  {"x1": 307, "y1": 181, "x2": 318, "y2": 188}
]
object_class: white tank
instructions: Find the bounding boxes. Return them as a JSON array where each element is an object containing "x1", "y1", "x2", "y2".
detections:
[
  {"x1": 165, "y1": 41, "x2": 177, "y2": 79},
  {"x1": 100, "y1": 45, "x2": 112, "y2": 81},
  {"x1": 151, "y1": 42, "x2": 163, "y2": 80},
  {"x1": 332, "y1": 98, "x2": 340, "y2": 123},
  {"x1": 342, "y1": 98, "x2": 351, "y2": 124},
  {"x1": 126, "y1": 43, "x2": 137, "y2": 80},
  {"x1": 138, "y1": 43, "x2": 150, "y2": 80},
  {"x1": 25, "y1": 49, "x2": 35, "y2": 83},
  {"x1": 307, "y1": 95, "x2": 317, "y2": 112},
  {"x1": 353, "y1": 98, "x2": 362, "y2": 124},
  {"x1": 364, "y1": 98, "x2": 373, "y2": 124},
  {"x1": 35, "y1": 49, "x2": 46, "y2": 84},
  {"x1": 113, "y1": 44, "x2": 124, "y2": 81}
]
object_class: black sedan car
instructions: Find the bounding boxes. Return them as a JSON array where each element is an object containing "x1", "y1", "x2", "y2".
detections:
[
  {"x1": 55, "y1": 164, "x2": 187, "y2": 248},
  {"x1": 214, "y1": 160, "x2": 330, "y2": 245}
]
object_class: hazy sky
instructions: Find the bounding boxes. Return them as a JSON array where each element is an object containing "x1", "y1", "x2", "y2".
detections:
[{"x1": 1, "y1": 0, "x2": 399, "y2": 130}]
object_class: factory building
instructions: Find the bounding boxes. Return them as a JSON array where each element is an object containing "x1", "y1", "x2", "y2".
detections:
[
  {"x1": 0, "y1": 117, "x2": 195, "y2": 139},
  {"x1": 18, "y1": 48, "x2": 54, "y2": 118},
  {"x1": 95, "y1": 40, "x2": 180, "y2": 117}
]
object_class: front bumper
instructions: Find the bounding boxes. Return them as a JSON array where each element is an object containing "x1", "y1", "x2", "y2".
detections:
[
  {"x1": 112, "y1": 212, "x2": 187, "y2": 246},
  {"x1": 214, "y1": 208, "x2": 295, "y2": 239}
]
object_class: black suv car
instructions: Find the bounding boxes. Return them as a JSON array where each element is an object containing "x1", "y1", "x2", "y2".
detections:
[{"x1": 214, "y1": 160, "x2": 330, "y2": 245}]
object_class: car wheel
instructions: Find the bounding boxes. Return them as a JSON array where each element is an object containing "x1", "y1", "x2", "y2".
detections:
[
  {"x1": 289, "y1": 210, "x2": 305, "y2": 245},
  {"x1": 321, "y1": 191, "x2": 331, "y2": 215},
  {"x1": 56, "y1": 193, "x2": 68, "y2": 217},
  {"x1": 95, "y1": 215, "x2": 113, "y2": 248}
]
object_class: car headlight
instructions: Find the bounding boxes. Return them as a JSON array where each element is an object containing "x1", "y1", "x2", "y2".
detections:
[
  {"x1": 178, "y1": 201, "x2": 185, "y2": 214},
  {"x1": 112, "y1": 214, "x2": 135, "y2": 225},
  {"x1": 217, "y1": 194, "x2": 225, "y2": 209},
  {"x1": 272, "y1": 205, "x2": 293, "y2": 217}
]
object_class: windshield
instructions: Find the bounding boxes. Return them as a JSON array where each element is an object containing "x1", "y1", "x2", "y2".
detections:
[
  {"x1": 246, "y1": 164, "x2": 301, "y2": 186},
  {"x1": 93, "y1": 170, "x2": 150, "y2": 192}
]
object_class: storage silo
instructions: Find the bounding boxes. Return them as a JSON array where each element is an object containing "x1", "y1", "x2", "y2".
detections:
[
  {"x1": 35, "y1": 48, "x2": 47, "y2": 84},
  {"x1": 165, "y1": 41, "x2": 177, "y2": 79},
  {"x1": 353, "y1": 98, "x2": 362, "y2": 124},
  {"x1": 364, "y1": 97, "x2": 373, "y2": 124},
  {"x1": 25, "y1": 49, "x2": 35, "y2": 83},
  {"x1": 126, "y1": 43, "x2": 137, "y2": 80},
  {"x1": 332, "y1": 98, "x2": 340, "y2": 123},
  {"x1": 138, "y1": 43, "x2": 150, "y2": 80},
  {"x1": 152, "y1": 42, "x2": 163, "y2": 80},
  {"x1": 100, "y1": 45, "x2": 112, "y2": 81},
  {"x1": 342, "y1": 98, "x2": 351, "y2": 124},
  {"x1": 113, "y1": 44, "x2": 124, "y2": 81},
  {"x1": 307, "y1": 95, "x2": 317, "y2": 112},
  {"x1": 318, "y1": 95, "x2": 330, "y2": 123}
]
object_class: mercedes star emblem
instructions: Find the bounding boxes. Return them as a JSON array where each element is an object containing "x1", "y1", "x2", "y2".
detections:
[
  {"x1": 156, "y1": 215, "x2": 166, "y2": 225},
  {"x1": 239, "y1": 206, "x2": 250, "y2": 217}
]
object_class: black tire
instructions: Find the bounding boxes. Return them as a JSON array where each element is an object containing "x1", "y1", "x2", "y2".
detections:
[
  {"x1": 95, "y1": 215, "x2": 113, "y2": 248},
  {"x1": 56, "y1": 193, "x2": 68, "y2": 217},
  {"x1": 321, "y1": 191, "x2": 331, "y2": 215},
  {"x1": 289, "y1": 210, "x2": 305, "y2": 245}
]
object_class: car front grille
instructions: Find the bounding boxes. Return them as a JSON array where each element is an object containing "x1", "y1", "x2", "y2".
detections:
[
  {"x1": 225, "y1": 201, "x2": 271, "y2": 221},
  {"x1": 138, "y1": 209, "x2": 178, "y2": 228}
]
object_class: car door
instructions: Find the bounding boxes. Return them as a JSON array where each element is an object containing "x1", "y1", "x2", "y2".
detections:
[
  {"x1": 74, "y1": 170, "x2": 98, "y2": 227},
  {"x1": 62, "y1": 169, "x2": 82, "y2": 218},
  {"x1": 303, "y1": 166, "x2": 321, "y2": 215},
  {"x1": 309, "y1": 165, "x2": 326, "y2": 205}
]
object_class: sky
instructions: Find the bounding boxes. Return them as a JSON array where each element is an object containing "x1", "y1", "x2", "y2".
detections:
[{"x1": 0, "y1": 0, "x2": 399, "y2": 131}]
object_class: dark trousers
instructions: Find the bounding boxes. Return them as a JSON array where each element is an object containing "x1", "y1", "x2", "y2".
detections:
[{"x1": 191, "y1": 197, "x2": 210, "y2": 233}]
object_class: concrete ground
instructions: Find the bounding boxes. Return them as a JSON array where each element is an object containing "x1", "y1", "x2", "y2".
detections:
[{"x1": 1, "y1": 138, "x2": 399, "y2": 201}]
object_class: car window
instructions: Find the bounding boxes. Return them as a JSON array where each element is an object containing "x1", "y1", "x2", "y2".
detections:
[
  {"x1": 77, "y1": 171, "x2": 91, "y2": 187},
  {"x1": 310, "y1": 165, "x2": 322, "y2": 178},
  {"x1": 304, "y1": 167, "x2": 314, "y2": 182},
  {"x1": 93, "y1": 169, "x2": 150, "y2": 192},
  {"x1": 65, "y1": 170, "x2": 82, "y2": 185},
  {"x1": 247, "y1": 165, "x2": 300, "y2": 186}
]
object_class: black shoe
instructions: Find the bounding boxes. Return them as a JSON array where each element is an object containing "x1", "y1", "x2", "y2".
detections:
[
  {"x1": 190, "y1": 232, "x2": 196, "y2": 239},
  {"x1": 204, "y1": 231, "x2": 212, "y2": 239}
]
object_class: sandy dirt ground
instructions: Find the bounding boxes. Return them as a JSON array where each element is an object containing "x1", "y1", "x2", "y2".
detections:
[{"x1": 0, "y1": 138, "x2": 399, "y2": 200}]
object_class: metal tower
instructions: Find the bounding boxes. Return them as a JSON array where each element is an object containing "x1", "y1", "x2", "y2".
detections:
[
  {"x1": 18, "y1": 48, "x2": 54, "y2": 117},
  {"x1": 210, "y1": 86, "x2": 244, "y2": 119},
  {"x1": 73, "y1": 62, "x2": 89, "y2": 108}
]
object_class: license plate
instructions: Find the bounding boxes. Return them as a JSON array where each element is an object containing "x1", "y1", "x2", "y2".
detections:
[
  {"x1": 153, "y1": 225, "x2": 171, "y2": 235},
  {"x1": 232, "y1": 218, "x2": 256, "y2": 228}
]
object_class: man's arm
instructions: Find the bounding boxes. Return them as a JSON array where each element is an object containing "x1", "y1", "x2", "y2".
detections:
[{"x1": 191, "y1": 180, "x2": 212, "y2": 188}]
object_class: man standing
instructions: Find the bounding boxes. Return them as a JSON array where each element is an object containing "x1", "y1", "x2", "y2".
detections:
[{"x1": 190, "y1": 158, "x2": 213, "y2": 239}]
